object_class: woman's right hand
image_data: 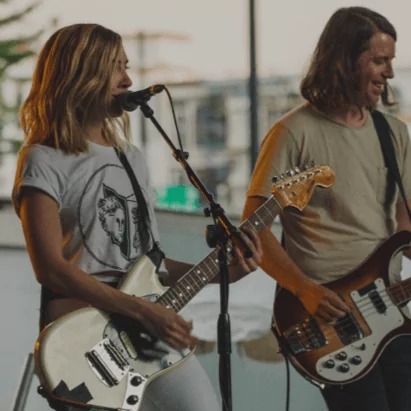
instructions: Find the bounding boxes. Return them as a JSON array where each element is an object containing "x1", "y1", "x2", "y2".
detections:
[
  {"x1": 297, "y1": 282, "x2": 351, "y2": 323},
  {"x1": 138, "y1": 301, "x2": 198, "y2": 349}
]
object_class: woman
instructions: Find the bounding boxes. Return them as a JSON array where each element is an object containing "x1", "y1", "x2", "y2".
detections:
[{"x1": 12, "y1": 24, "x2": 262, "y2": 410}]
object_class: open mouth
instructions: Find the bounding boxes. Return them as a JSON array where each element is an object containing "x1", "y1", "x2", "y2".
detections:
[{"x1": 372, "y1": 82, "x2": 385, "y2": 92}]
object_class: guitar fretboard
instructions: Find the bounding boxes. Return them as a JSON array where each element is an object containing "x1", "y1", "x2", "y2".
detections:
[
  {"x1": 157, "y1": 196, "x2": 282, "y2": 312},
  {"x1": 388, "y1": 277, "x2": 411, "y2": 306}
]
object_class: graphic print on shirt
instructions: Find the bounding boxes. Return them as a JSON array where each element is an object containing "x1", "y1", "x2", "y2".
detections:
[
  {"x1": 97, "y1": 184, "x2": 133, "y2": 260},
  {"x1": 78, "y1": 163, "x2": 148, "y2": 270}
]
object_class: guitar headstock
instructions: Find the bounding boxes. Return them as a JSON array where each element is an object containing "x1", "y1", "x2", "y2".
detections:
[{"x1": 272, "y1": 164, "x2": 335, "y2": 211}]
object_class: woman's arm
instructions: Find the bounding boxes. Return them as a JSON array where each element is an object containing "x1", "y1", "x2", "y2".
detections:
[{"x1": 19, "y1": 187, "x2": 196, "y2": 348}]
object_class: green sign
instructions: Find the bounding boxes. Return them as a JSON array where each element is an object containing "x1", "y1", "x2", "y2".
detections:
[{"x1": 155, "y1": 185, "x2": 201, "y2": 212}]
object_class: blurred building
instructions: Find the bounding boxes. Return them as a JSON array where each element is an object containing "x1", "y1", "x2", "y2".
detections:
[
  {"x1": 141, "y1": 69, "x2": 411, "y2": 215},
  {"x1": 3, "y1": 65, "x2": 411, "y2": 215},
  {"x1": 142, "y1": 75, "x2": 302, "y2": 215}
]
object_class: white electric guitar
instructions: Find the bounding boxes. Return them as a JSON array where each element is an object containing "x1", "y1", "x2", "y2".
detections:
[{"x1": 35, "y1": 165, "x2": 335, "y2": 411}]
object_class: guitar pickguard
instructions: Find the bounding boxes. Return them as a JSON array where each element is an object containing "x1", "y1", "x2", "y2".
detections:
[
  {"x1": 83, "y1": 292, "x2": 191, "y2": 389},
  {"x1": 315, "y1": 278, "x2": 404, "y2": 382}
]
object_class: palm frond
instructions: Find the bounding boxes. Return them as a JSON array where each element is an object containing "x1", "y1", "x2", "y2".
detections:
[{"x1": 0, "y1": 1, "x2": 41, "y2": 27}]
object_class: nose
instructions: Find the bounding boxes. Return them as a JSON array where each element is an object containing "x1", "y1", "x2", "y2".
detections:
[
  {"x1": 383, "y1": 62, "x2": 394, "y2": 80},
  {"x1": 121, "y1": 71, "x2": 133, "y2": 90}
]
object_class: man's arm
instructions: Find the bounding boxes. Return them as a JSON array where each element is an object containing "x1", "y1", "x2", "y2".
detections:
[
  {"x1": 20, "y1": 187, "x2": 196, "y2": 349},
  {"x1": 242, "y1": 195, "x2": 350, "y2": 322},
  {"x1": 396, "y1": 200, "x2": 411, "y2": 259}
]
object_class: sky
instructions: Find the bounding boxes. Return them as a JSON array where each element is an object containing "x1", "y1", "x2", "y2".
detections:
[{"x1": 5, "y1": 0, "x2": 411, "y2": 83}]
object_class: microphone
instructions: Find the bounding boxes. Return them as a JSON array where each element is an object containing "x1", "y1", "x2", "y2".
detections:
[{"x1": 115, "y1": 84, "x2": 165, "y2": 112}]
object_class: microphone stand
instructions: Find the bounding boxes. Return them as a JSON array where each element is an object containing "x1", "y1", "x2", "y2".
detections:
[{"x1": 138, "y1": 101, "x2": 253, "y2": 411}]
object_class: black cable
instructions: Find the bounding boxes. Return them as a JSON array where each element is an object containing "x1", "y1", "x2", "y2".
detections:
[
  {"x1": 284, "y1": 355, "x2": 291, "y2": 411},
  {"x1": 163, "y1": 86, "x2": 185, "y2": 154}
]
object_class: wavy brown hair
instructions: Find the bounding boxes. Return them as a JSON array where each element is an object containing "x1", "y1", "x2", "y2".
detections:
[
  {"x1": 20, "y1": 24, "x2": 130, "y2": 154},
  {"x1": 301, "y1": 7, "x2": 397, "y2": 111}
]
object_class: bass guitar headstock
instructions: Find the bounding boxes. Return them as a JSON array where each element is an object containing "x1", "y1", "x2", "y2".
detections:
[{"x1": 272, "y1": 163, "x2": 335, "y2": 211}]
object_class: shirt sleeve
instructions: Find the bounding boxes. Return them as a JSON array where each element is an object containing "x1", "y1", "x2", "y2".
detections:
[
  {"x1": 247, "y1": 122, "x2": 301, "y2": 199},
  {"x1": 12, "y1": 145, "x2": 64, "y2": 217}
]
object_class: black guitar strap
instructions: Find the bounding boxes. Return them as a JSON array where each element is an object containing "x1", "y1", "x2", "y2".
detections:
[
  {"x1": 114, "y1": 147, "x2": 165, "y2": 269},
  {"x1": 371, "y1": 110, "x2": 411, "y2": 222}
]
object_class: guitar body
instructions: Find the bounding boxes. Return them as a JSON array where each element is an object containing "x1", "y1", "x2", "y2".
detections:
[
  {"x1": 273, "y1": 230, "x2": 411, "y2": 387},
  {"x1": 35, "y1": 256, "x2": 193, "y2": 410}
]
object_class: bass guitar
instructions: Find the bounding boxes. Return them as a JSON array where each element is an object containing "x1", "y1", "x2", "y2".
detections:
[{"x1": 273, "y1": 230, "x2": 411, "y2": 388}]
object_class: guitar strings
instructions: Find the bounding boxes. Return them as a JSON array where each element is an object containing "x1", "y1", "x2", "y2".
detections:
[
  {"x1": 284, "y1": 289, "x2": 401, "y2": 347},
  {"x1": 158, "y1": 203, "x2": 276, "y2": 313},
  {"x1": 284, "y1": 276, "x2": 411, "y2": 348}
]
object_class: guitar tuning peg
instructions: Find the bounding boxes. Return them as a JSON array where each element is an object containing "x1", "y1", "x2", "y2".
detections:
[
  {"x1": 310, "y1": 160, "x2": 316, "y2": 167},
  {"x1": 294, "y1": 167, "x2": 301, "y2": 174},
  {"x1": 280, "y1": 173, "x2": 285, "y2": 180},
  {"x1": 272, "y1": 176, "x2": 279, "y2": 183},
  {"x1": 286, "y1": 170, "x2": 295, "y2": 177},
  {"x1": 303, "y1": 163, "x2": 309, "y2": 170}
]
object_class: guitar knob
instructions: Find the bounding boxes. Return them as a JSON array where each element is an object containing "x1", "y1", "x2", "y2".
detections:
[
  {"x1": 161, "y1": 357, "x2": 174, "y2": 368},
  {"x1": 338, "y1": 363, "x2": 350, "y2": 373},
  {"x1": 324, "y1": 359, "x2": 335, "y2": 369},
  {"x1": 350, "y1": 356, "x2": 362, "y2": 365},
  {"x1": 127, "y1": 395, "x2": 139, "y2": 405},
  {"x1": 130, "y1": 376, "x2": 143, "y2": 386},
  {"x1": 336, "y1": 351, "x2": 347, "y2": 361}
]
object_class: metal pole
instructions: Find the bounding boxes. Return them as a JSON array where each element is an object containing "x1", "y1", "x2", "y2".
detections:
[
  {"x1": 248, "y1": 0, "x2": 259, "y2": 174},
  {"x1": 11, "y1": 353, "x2": 35, "y2": 411}
]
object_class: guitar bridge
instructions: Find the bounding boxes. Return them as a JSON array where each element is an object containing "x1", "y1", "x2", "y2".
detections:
[{"x1": 283, "y1": 318, "x2": 327, "y2": 355}]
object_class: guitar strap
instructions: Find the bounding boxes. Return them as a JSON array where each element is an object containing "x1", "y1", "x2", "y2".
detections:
[
  {"x1": 371, "y1": 109, "x2": 411, "y2": 222},
  {"x1": 114, "y1": 147, "x2": 165, "y2": 269}
]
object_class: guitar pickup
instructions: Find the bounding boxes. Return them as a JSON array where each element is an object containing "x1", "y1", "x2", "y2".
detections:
[
  {"x1": 85, "y1": 338, "x2": 129, "y2": 387},
  {"x1": 369, "y1": 290, "x2": 387, "y2": 314},
  {"x1": 334, "y1": 312, "x2": 364, "y2": 345}
]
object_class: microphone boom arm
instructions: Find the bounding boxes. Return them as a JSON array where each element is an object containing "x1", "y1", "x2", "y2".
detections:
[{"x1": 138, "y1": 101, "x2": 253, "y2": 258}]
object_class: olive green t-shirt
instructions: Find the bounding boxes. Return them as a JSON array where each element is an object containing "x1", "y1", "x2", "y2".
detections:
[{"x1": 247, "y1": 103, "x2": 411, "y2": 285}]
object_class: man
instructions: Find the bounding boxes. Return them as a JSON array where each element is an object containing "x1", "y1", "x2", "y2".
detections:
[{"x1": 242, "y1": 7, "x2": 411, "y2": 411}]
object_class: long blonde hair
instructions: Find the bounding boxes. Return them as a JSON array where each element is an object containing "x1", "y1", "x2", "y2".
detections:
[{"x1": 20, "y1": 24, "x2": 130, "y2": 154}]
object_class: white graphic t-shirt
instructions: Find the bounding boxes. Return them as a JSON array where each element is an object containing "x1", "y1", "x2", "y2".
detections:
[{"x1": 12, "y1": 141, "x2": 163, "y2": 281}]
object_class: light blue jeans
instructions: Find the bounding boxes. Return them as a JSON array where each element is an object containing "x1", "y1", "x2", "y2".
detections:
[{"x1": 140, "y1": 355, "x2": 221, "y2": 411}]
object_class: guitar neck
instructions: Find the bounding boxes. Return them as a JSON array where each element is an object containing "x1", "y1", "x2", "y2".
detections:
[
  {"x1": 388, "y1": 277, "x2": 411, "y2": 306},
  {"x1": 157, "y1": 196, "x2": 282, "y2": 312}
]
